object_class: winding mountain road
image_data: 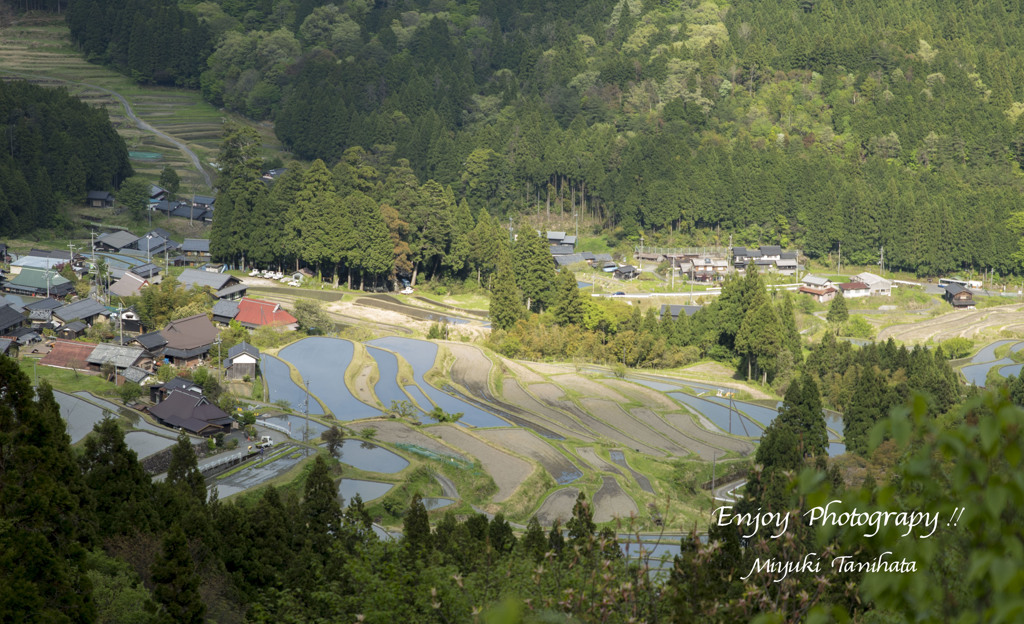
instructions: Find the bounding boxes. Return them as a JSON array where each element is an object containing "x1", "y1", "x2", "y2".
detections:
[{"x1": 1, "y1": 69, "x2": 213, "y2": 188}]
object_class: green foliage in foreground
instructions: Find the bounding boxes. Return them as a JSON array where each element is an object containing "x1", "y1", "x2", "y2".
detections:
[{"x1": 3, "y1": 351, "x2": 1022, "y2": 622}]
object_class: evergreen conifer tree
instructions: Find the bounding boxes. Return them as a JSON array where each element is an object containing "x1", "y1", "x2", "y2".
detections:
[
  {"x1": 552, "y1": 269, "x2": 584, "y2": 326},
  {"x1": 151, "y1": 524, "x2": 206, "y2": 624},
  {"x1": 827, "y1": 291, "x2": 849, "y2": 331},
  {"x1": 489, "y1": 246, "x2": 525, "y2": 330}
]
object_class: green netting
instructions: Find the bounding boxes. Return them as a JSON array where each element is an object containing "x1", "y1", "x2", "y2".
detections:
[
  {"x1": 394, "y1": 443, "x2": 473, "y2": 469},
  {"x1": 128, "y1": 151, "x2": 162, "y2": 160}
]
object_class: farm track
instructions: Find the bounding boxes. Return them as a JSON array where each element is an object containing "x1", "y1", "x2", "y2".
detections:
[
  {"x1": 355, "y1": 296, "x2": 486, "y2": 325},
  {"x1": 413, "y1": 296, "x2": 489, "y2": 318}
]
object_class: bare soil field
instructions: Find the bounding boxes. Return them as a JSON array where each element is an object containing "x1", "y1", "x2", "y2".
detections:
[
  {"x1": 878, "y1": 304, "x2": 1024, "y2": 343},
  {"x1": 577, "y1": 398, "x2": 673, "y2": 456},
  {"x1": 431, "y1": 426, "x2": 533, "y2": 503},
  {"x1": 446, "y1": 343, "x2": 492, "y2": 392},
  {"x1": 593, "y1": 476, "x2": 639, "y2": 523},
  {"x1": 602, "y1": 379, "x2": 682, "y2": 412},
  {"x1": 478, "y1": 429, "x2": 583, "y2": 484},
  {"x1": 575, "y1": 447, "x2": 624, "y2": 476},
  {"x1": 524, "y1": 361, "x2": 577, "y2": 376},
  {"x1": 551, "y1": 374, "x2": 628, "y2": 401},
  {"x1": 500, "y1": 382, "x2": 595, "y2": 440},
  {"x1": 351, "y1": 356, "x2": 378, "y2": 407},
  {"x1": 356, "y1": 420, "x2": 467, "y2": 461},
  {"x1": 499, "y1": 360, "x2": 547, "y2": 384},
  {"x1": 534, "y1": 488, "x2": 580, "y2": 526},
  {"x1": 627, "y1": 407, "x2": 719, "y2": 459},
  {"x1": 661, "y1": 411, "x2": 755, "y2": 456}
]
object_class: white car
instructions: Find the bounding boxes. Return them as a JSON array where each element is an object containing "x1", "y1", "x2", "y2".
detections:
[{"x1": 400, "y1": 287, "x2": 414, "y2": 295}]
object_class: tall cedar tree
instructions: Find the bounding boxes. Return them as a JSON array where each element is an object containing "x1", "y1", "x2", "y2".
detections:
[
  {"x1": 776, "y1": 374, "x2": 828, "y2": 456},
  {"x1": 166, "y1": 431, "x2": 206, "y2": 505},
  {"x1": 295, "y1": 159, "x2": 344, "y2": 280},
  {"x1": 346, "y1": 191, "x2": 393, "y2": 290},
  {"x1": 552, "y1": 268, "x2": 585, "y2": 326},
  {"x1": 0, "y1": 360, "x2": 96, "y2": 622},
  {"x1": 301, "y1": 454, "x2": 344, "y2": 553},
  {"x1": 827, "y1": 291, "x2": 849, "y2": 330},
  {"x1": 735, "y1": 300, "x2": 784, "y2": 383},
  {"x1": 513, "y1": 229, "x2": 555, "y2": 312},
  {"x1": 489, "y1": 245, "x2": 525, "y2": 330},
  {"x1": 150, "y1": 524, "x2": 206, "y2": 624},
  {"x1": 79, "y1": 417, "x2": 158, "y2": 537}
]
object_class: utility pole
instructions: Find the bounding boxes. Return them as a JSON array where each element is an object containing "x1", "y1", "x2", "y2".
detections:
[
  {"x1": 838, "y1": 242, "x2": 842, "y2": 275},
  {"x1": 879, "y1": 246, "x2": 884, "y2": 275},
  {"x1": 574, "y1": 211, "x2": 578, "y2": 238}
]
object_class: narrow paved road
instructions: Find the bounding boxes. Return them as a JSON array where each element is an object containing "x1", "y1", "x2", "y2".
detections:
[{"x1": 1, "y1": 69, "x2": 213, "y2": 188}]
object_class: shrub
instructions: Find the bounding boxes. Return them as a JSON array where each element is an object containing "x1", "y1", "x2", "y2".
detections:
[
  {"x1": 941, "y1": 337, "x2": 974, "y2": 359},
  {"x1": 843, "y1": 315, "x2": 875, "y2": 339}
]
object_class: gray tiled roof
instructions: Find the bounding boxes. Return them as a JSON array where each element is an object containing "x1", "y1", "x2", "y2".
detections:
[
  {"x1": 176, "y1": 268, "x2": 236, "y2": 291},
  {"x1": 96, "y1": 230, "x2": 140, "y2": 249},
  {"x1": 212, "y1": 299, "x2": 240, "y2": 320},
  {"x1": 54, "y1": 298, "x2": 109, "y2": 323},
  {"x1": 181, "y1": 238, "x2": 211, "y2": 253},
  {"x1": 227, "y1": 341, "x2": 260, "y2": 360},
  {"x1": 86, "y1": 343, "x2": 145, "y2": 368}
]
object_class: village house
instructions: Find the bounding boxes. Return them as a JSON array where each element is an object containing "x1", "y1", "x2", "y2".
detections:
[
  {"x1": 798, "y1": 285, "x2": 837, "y2": 303},
  {"x1": 39, "y1": 340, "x2": 98, "y2": 371},
  {"x1": 149, "y1": 376, "x2": 201, "y2": 404},
  {"x1": 85, "y1": 343, "x2": 151, "y2": 385},
  {"x1": 86, "y1": 190, "x2": 115, "y2": 208},
  {"x1": 234, "y1": 297, "x2": 298, "y2": 330},
  {"x1": 211, "y1": 299, "x2": 240, "y2": 325},
  {"x1": 943, "y1": 283, "x2": 975, "y2": 309},
  {"x1": 0, "y1": 338, "x2": 18, "y2": 358},
  {"x1": 2, "y1": 267, "x2": 75, "y2": 298},
  {"x1": 176, "y1": 268, "x2": 246, "y2": 300},
  {"x1": 93, "y1": 230, "x2": 139, "y2": 253},
  {"x1": 613, "y1": 265, "x2": 639, "y2": 280},
  {"x1": 160, "y1": 313, "x2": 219, "y2": 368},
  {"x1": 192, "y1": 195, "x2": 216, "y2": 210},
  {"x1": 732, "y1": 246, "x2": 799, "y2": 275},
  {"x1": 225, "y1": 341, "x2": 260, "y2": 380},
  {"x1": 0, "y1": 304, "x2": 26, "y2": 337},
  {"x1": 176, "y1": 239, "x2": 212, "y2": 267},
  {"x1": 853, "y1": 272, "x2": 892, "y2": 296},
  {"x1": 109, "y1": 271, "x2": 149, "y2": 298},
  {"x1": 149, "y1": 389, "x2": 233, "y2": 436},
  {"x1": 52, "y1": 298, "x2": 111, "y2": 328},
  {"x1": 133, "y1": 331, "x2": 168, "y2": 360},
  {"x1": 659, "y1": 304, "x2": 702, "y2": 319},
  {"x1": 837, "y1": 282, "x2": 871, "y2": 298},
  {"x1": 801, "y1": 275, "x2": 833, "y2": 289}
]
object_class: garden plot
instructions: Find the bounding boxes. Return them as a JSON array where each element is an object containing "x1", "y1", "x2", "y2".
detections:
[
  {"x1": 478, "y1": 428, "x2": 582, "y2": 485},
  {"x1": 575, "y1": 448, "x2": 624, "y2": 476},
  {"x1": 357, "y1": 421, "x2": 467, "y2": 461},
  {"x1": 593, "y1": 476, "x2": 638, "y2": 523},
  {"x1": 577, "y1": 398, "x2": 674, "y2": 456},
  {"x1": 627, "y1": 407, "x2": 720, "y2": 459},
  {"x1": 534, "y1": 488, "x2": 580, "y2": 526},
  {"x1": 431, "y1": 425, "x2": 532, "y2": 502},
  {"x1": 500, "y1": 381, "x2": 595, "y2": 440}
]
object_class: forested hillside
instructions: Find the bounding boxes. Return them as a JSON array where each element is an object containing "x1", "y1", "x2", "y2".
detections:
[
  {"x1": 65, "y1": 0, "x2": 1024, "y2": 274},
  {"x1": 0, "y1": 79, "x2": 132, "y2": 236}
]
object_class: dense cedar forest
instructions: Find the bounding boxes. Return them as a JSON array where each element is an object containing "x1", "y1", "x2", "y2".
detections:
[
  {"x1": 0, "y1": 80, "x2": 132, "y2": 236},
  {"x1": 65, "y1": 0, "x2": 1024, "y2": 275}
]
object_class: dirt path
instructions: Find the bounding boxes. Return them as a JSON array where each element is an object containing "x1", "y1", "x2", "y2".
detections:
[
  {"x1": 431, "y1": 425, "x2": 532, "y2": 503},
  {"x1": 355, "y1": 420, "x2": 467, "y2": 460}
]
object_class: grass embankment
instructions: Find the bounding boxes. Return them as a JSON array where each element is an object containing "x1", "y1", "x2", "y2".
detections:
[{"x1": 20, "y1": 358, "x2": 117, "y2": 397}]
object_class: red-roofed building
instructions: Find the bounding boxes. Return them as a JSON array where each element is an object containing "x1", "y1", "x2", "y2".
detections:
[
  {"x1": 39, "y1": 340, "x2": 98, "y2": 371},
  {"x1": 234, "y1": 298, "x2": 298, "y2": 330}
]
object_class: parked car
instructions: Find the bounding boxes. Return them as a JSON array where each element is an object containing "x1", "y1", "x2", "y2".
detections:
[{"x1": 400, "y1": 287, "x2": 414, "y2": 295}]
